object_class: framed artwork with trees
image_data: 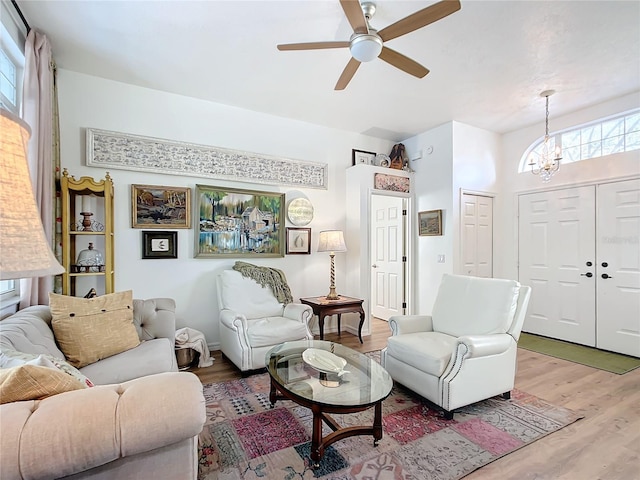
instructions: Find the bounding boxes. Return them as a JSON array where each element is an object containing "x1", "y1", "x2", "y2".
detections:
[{"x1": 194, "y1": 184, "x2": 284, "y2": 258}]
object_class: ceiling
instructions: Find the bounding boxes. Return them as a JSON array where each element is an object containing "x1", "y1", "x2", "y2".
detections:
[{"x1": 17, "y1": 0, "x2": 640, "y2": 141}]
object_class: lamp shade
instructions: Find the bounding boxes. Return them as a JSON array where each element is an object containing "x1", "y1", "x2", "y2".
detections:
[
  {"x1": 317, "y1": 230, "x2": 347, "y2": 253},
  {"x1": 0, "y1": 109, "x2": 65, "y2": 279}
]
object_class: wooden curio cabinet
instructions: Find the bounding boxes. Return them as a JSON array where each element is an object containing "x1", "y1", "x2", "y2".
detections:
[{"x1": 60, "y1": 169, "x2": 114, "y2": 296}]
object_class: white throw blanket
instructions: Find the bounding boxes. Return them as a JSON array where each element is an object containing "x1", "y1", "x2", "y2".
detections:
[{"x1": 175, "y1": 327, "x2": 214, "y2": 368}]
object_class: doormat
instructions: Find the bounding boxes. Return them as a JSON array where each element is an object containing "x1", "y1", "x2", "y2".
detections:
[
  {"x1": 197, "y1": 372, "x2": 582, "y2": 479},
  {"x1": 519, "y1": 333, "x2": 640, "y2": 374}
]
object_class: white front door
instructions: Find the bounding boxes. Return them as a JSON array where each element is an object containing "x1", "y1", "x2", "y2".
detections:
[
  {"x1": 596, "y1": 179, "x2": 640, "y2": 357},
  {"x1": 370, "y1": 194, "x2": 405, "y2": 320},
  {"x1": 462, "y1": 193, "x2": 494, "y2": 277},
  {"x1": 518, "y1": 186, "x2": 597, "y2": 345}
]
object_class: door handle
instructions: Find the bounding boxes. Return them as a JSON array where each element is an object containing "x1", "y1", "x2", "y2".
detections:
[
  {"x1": 601, "y1": 273, "x2": 613, "y2": 279},
  {"x1": 580, "y1": 272, "x2": 593, "y2": 278},
  {"x1": 372, "y1": 264, "x2": 378, "y2": 268}
]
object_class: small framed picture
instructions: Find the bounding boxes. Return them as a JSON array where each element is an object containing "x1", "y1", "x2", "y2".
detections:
[
  {"x1": 132, "y1": 184, "x2": 190, "y2": 229},
  {"x1": 352, "y1": 149, "x2": 376, "y2": 166},
  {"x1": 418, "y1": 210, "x2": 443, "y2": 236},
  {"x1": 142, "y1": 231, "x2": 178, "y2": 259},
  {"x1": 286, "y1": 227, "x2": 311, "y2": 255}
]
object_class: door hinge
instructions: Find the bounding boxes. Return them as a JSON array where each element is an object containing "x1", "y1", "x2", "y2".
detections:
[
  {"x1": 402, "y1": 209, "x2": 407, "y2": 216},
  {"x1": 402, "y1": 302, "x2": 407, "y2": 309},
  {"x1": 402, "y1": 256, "x2": 407, "y2": 262}
]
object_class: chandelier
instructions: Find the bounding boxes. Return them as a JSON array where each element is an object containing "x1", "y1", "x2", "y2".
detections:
[{"x1": 528, "y1": 90, "x2": 562, "y2": 182}]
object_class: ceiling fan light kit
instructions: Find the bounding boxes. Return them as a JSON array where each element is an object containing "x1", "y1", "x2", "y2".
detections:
[
  {"x1": 349, "y1": 33, "x2": 383, "y2": 62},
  {"x1": 277, "y1": 0, "x2": 462, "y2": 90}
]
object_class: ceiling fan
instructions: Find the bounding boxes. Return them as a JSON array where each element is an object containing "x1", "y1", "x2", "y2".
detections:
[{"x1": 277, "y1": 0, "x2": 461, "y2": 90}]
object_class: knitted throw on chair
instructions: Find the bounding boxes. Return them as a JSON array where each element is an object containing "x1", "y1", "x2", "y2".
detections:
[{"x1": 232, "y1": 261, "x2": 293, "y2": 305}]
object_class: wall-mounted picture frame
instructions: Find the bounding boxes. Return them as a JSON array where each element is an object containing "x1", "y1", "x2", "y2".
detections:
[
  {"x1": 418, "y1": 209, "x2": 443, "y2": 236},
  {"x1": 142, "y1": 231, "x2": 178, "y2": 259},
  {"x1": 195, "y1": 185, "x2": 285, "y2": 258},
  {"x1": 374, "y1": 173, "x2": 410, "y2": 193},
  {"x1": 286, "y1": 227, "x2": 311, "y2": 255},
  {"x1": 352, "y1": 149, "x2": 376, "y2": 166},
  {"x1": 131, "y1": 184, "x2": 190, "y2": 229}
]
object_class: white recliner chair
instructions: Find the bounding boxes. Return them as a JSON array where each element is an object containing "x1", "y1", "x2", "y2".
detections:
[
  {"x1": 381, "y1": 274, "x2": 531, "y2": 419},
  {"x1": 216, "y1": 269, "x2": 313, "y2": 372}
]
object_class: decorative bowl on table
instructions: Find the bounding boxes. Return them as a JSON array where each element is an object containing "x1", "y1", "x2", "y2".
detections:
[{"x1": 302, "y1": 348, "x2": 349, "y2": 377}]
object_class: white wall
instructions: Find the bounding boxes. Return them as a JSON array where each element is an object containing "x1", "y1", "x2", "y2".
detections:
[
  {"x1": 402, "y1": 121, "x2": 501, "y2": 314},
  {"x1": 402, "y1": 123, "x2": 454, "y2": 313},
  {"x1": 57, "y1": 69, "x2": 392, "y2": 348},
  {"x1": 451, "y1": 121, "x2": 501, "y2": 275},
  {"x1": 498, "y1": 91, "x2": 640, "y2": 281}
]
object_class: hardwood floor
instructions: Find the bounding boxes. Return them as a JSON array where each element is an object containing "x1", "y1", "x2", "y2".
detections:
[{"x1": 191, "y1": 318, "x2": 640, "y2": 479}]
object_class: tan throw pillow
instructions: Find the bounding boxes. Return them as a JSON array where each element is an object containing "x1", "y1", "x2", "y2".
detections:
[
  {"x1": 0, "y1": 364, "x2": 84, "y2": 404},
  {"x1": 49, "y1": 290, "x2": 140, "y2": 368}
]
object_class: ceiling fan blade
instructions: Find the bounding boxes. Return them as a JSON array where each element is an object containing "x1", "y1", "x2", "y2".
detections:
[
  {"x1": 335, "y1": 57, "x2": 361, "y2": 90},
  {"x1": 379, "y1": 47, "x2": 429, "y2": 78},
  {"x1": 340, "y1": 0, "x2": 369, "y2": 34},
  {"x1": 378, "y1": 0, "x2": 461, "y2": 42},
  {"x1": 277, "y1": 41, "x2": 350, "y2": 51}
]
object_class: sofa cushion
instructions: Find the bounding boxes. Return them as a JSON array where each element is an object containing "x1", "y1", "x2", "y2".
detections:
[
  {"x1": 49, "y1": 290, "x2": 140, "y2": 368},
  {"x1": 0, "y1": 349, "x2": 94, "y2": 387},
  {"x1": 80, "y1": 338, "x2": 177, "y2": 385},
  {"x1": 246, "y1": 317, "x2": 310, "y2": 348},
  {"x1": 0, "y1": 364, "x2": 84, "y2": 404},
  {"x1": 386, "y1": 331, "x2": 457, "y2": 377},
  {"x1": 0, "y1": 311, "x2": 66, "y2": 359},
  {"x1": 432, "y1": 274, "x2": 520, "y2": 337},
  {"x1": 219, "y1": 270, "x2": 284, "y2": 319}
]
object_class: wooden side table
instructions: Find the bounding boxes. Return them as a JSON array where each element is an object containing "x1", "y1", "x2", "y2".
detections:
[{"x1": 300, "y1": 296, "x2": 365, "y2": 343}]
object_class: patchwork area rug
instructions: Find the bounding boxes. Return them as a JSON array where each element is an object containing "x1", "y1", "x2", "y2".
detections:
[{"x1": 198, "y1": 354, "x2": 582, "y2": 480}]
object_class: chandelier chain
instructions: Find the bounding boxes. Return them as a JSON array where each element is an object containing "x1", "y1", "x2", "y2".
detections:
[{"x1": 545, "y1": 95, "x2": 550, "y2": 137}]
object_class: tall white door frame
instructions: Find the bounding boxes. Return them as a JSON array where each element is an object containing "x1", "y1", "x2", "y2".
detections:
[{"x1": 369, "y1": 191, "x2": 411, "y2": 320}]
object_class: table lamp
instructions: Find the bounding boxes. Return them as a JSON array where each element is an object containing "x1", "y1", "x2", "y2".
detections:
[
  {"x1": 317, "y1": 230, "x2": 347, "y2": 300},
  {"x1": 0, "y1": 109, "x2": 65, "y2": 280}
]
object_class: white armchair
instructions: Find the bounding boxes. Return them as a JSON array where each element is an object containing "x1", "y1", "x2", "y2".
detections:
[
  {"x1": 381, "y1": 274, "x2": 531, "y2": 419},
  {"x1": 216, "y1": 269, "x2": 313, "y2": 372}
]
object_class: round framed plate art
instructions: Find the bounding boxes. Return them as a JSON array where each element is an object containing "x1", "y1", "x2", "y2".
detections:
[{"x1": 287, "y1": 198, "x2": 314, "y2": 226}]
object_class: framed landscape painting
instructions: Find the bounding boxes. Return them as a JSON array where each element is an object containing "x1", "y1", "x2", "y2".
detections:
[
  {"x1": 131, "y1": 184, "x2": 190, "y2": 228},
  {"x1": 195, "y1": 185, "x2": 285, "y2": 258},
  {"x1": 418, "y1": 209, "x2": 443, "y2": 236}
]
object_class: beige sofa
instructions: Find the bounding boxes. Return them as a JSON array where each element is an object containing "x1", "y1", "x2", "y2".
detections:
[{"x1": 0, "y1": 299, "x2": 206, "y2": 480}]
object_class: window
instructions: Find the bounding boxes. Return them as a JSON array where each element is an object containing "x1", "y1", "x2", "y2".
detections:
[
  {"x1": 1, "y1": 11, "x2": 24, "y2": 115},
  {"x1": 1, "y1": 7, "x2": 26, "y2": 305},
  {"x1": 520, "y1": 109, "x2": 640, "y2": 173}
]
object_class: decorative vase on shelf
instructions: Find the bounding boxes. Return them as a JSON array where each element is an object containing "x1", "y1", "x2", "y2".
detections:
[{"x1": 76, "y1": 243, "x2": 104, "y2": 272}]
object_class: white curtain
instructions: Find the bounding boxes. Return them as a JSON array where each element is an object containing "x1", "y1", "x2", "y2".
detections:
[{"x1": 20, "y1": 30, "x2": 57, "y2": 308}]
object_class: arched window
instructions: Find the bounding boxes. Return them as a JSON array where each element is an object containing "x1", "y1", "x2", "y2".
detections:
[{"x1": 519, "y1": 109, "x2": 640, "y2": 173}]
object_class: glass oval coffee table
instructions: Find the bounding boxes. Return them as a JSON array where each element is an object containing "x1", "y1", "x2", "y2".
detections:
[{"x1": 266, "y1": 340, "x2": 393, "y2": 467}]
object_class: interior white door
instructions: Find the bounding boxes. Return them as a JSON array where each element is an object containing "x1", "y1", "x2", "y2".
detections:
[
  {"x1": 370, "y1": 194, "x2": 404, "y2": 321},
  {"x1": 596, "y1": 179, "x2": 640, "y2": 357},
  {"x1": 518, "y1": 186, "x2": 597, "y2": 345},
  {"x1": 462, "y1": 193, "x2": 493, "y2": 277}
]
